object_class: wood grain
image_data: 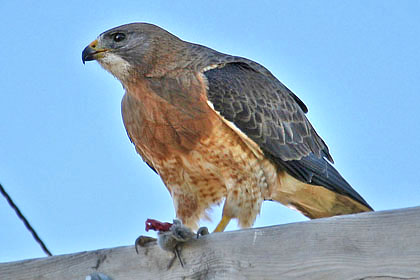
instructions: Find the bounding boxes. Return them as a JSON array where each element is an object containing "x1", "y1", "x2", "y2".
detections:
[{"x1": 1, "y1": 206, "x2": 420, "y2": 280}]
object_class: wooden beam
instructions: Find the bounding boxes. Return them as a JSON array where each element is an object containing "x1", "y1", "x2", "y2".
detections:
[{"x1": 1, "y1": 206, "x2": 420, "y2": 280}]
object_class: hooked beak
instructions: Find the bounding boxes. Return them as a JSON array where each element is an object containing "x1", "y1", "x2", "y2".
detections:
[{"x1": 82, "y1": 39, "x2": 108, "y2": 64}]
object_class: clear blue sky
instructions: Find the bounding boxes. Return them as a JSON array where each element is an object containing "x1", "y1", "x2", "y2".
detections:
[{"x1": 1, "y1": 1, "x2": 419, "y2": 263}]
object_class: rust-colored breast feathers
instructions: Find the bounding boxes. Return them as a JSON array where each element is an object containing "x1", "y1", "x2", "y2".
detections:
[
  {"x1": 122, "y1": 74, "x2": 215, "y2": 160},
  {"x1": 121, "y1": 74, "x2": 270, "y2": 229}
]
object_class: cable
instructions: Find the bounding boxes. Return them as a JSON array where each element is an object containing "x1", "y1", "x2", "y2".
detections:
[{"x1": 0, "y1": 183, "x2": 52, "y2": 256}]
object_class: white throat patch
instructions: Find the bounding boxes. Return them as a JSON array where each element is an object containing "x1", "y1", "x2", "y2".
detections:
[{"x1": 97, "y1": 53, "x2": 132, "y2": 82}]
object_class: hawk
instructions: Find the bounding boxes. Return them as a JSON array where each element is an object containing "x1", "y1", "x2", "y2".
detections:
[{"x1": 82, "y1": 23, "x2": 372, "y2": 232}]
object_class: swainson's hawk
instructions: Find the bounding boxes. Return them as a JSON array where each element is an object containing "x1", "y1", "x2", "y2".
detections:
[{"x1": 82, "y1": 23, "x2": 372, "y2": 232}]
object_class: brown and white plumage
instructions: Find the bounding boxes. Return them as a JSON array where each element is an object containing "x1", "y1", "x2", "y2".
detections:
[{"x1": 82, "y1": 23, "x2": 372, "y2": 231}]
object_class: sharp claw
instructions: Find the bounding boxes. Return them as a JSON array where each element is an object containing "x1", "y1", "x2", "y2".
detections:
[
  {"x1": 135, "y1": 235, "x2": 157, "y2": 254},
  {"x1": 196, "y1": 226, "x2": 209, "y2": 238}
]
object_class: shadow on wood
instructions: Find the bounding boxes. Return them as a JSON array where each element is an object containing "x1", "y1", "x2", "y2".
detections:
[{"x1": 1, "y1": 207, "x2": 420, "y2": 280}]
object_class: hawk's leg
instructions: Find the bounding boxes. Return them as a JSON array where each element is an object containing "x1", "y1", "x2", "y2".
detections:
[{"x1": 213, "y1": 215, "x2": 231, "y2": 232}]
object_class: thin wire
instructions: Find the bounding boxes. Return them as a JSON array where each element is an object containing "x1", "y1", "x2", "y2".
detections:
[{"x1": 0, "y1": 183, "x2": 53, "y2": 256}]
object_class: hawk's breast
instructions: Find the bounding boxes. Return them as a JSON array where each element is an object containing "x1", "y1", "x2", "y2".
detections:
[{"x1": 121, "y1": 76, "x2": 277, "y2": 228}]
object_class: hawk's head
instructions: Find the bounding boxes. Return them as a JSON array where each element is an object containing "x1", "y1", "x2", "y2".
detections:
[{"x1": 82, "y1": 23, "x2": 184, "y2": 82}]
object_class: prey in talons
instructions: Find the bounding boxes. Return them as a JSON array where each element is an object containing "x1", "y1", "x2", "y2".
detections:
[{"x1": 135, "y1": 219, "x2": 209, "y2": 269}]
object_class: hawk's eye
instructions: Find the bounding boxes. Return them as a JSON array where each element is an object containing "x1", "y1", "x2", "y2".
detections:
[{"x1": 113, "y1": 33, "x2": 126, "y2": 42}]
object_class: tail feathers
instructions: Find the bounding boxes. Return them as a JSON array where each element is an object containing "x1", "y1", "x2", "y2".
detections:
[
  {"x1": 273, "y1": 153, "x2": 373, "y2": 211},
  {"x1": 270, "y1": 171, "x2": 372, "y2": 219},
  {"x1": 270, "y1": 153, "x2": 373, "y2": 219}
]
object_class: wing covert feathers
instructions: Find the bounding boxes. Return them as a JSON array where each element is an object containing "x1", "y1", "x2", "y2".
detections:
[
  {"x1": 204, "y1": 62, "x2": 331, "y2": 162},
  {"x1": 203, "y1": 62, "x2": 372, "y2": 211}
]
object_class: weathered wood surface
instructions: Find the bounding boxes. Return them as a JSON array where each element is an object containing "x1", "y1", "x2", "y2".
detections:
[{"x1": 1, "y1": 206, "x2": 420, "y2": 280}]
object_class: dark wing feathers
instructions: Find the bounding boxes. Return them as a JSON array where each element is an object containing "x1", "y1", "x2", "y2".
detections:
[
  {"x1": 203, "y1": 62, "x2": 372, "y2": 210},
  {"x1": 204, "y1": 62, "x2": 329, "y2": 162}
]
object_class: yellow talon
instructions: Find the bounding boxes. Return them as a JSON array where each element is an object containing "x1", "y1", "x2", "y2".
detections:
[{"x1": 213, "y1": 215, "x2": 231, "y2": 232}]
